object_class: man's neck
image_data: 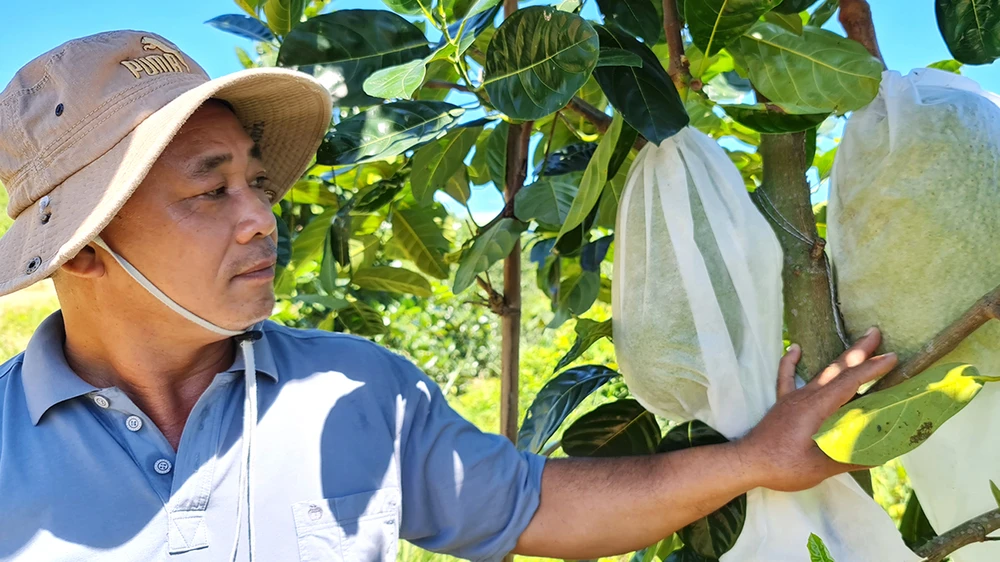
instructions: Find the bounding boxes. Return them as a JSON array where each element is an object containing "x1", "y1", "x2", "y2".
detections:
[{"x1": 61, "y1": 313, "x2": 236, "y2": 450}]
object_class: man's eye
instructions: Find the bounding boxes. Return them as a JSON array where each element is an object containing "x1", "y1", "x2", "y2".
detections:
[{"x1": 202, "y1": 186, "x2": 227, "y2": 199}]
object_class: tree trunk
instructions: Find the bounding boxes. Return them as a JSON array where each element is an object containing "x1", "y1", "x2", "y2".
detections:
[{"x1": 757, "y1": 132, "x2": 872, "y2": 494}]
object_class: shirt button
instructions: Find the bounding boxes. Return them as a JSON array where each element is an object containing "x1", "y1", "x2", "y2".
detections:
[
  {"x1": 125, "y1": 415, "x2": 143, "y2": 432},
  {"x1": 93, "y1": 395, "x2": 110, "y2": 409},
  {"x1": 153, "y1": 459, "x2": 172, "y2": 475}
]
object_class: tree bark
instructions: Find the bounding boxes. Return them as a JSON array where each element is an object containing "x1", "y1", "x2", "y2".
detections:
[
  {"x1": 757, "y1": 132, "x2": 844, "y2": 380},
  {"x1": 756, "y1": 132, "x2": 872, "y2": 494}
]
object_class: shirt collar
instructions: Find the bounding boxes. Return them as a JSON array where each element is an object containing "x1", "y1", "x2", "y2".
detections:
[{"x1": 22, "y1": 312, "x2": 279, "y2": 426}]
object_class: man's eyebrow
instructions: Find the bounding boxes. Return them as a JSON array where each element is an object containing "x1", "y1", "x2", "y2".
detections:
[{"x1": 187, "y1": 143, "x2": 264, "y2": 180}]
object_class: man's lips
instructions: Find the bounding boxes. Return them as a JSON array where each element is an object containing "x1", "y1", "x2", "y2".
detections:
[{"x1": 236, "y1": 258, "x2": 277, "y2": 278}]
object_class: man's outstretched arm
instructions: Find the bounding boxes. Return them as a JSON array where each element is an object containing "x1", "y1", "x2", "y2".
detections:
[{"x1": 513, "y1": 328, "x2": 895, "y2": 560}]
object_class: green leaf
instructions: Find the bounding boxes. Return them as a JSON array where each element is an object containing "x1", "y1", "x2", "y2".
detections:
[
  {"x1": 664, "y1": 547, "x2": 716, "y2": 562},
  {"x1": 927, "y1": 58, "x2": 965, "y2": 73},
  {"x1": 484, "y1": 6, "x2": 601, "y2": 120},
  {"x1": 206, "y1": 14, "x2": 276, "y2": 43},
  {"x1": 773, "y1": 0, "x2": 816, "y2": 13},
  {"x1": 549, "y1": 270, "x2": 601, "y2": 328},
  {"x1": 485, "y1": 122, "x2": 509, "y2": 189},
  {"x1": 338, "y1": 299, "x2": 388, "y2": 336},
  {"x1": 380, "y1": 0, "x2": 426, "y2": 15},
  {"x1": 738, "y1": 22, "x2": 883, "y2": 114},
  {"x1": 596, "y1": 0, "x2": 662, "y2": 43},
  {"x1": 813, "y1": 201, "x2": 827, "y2": 239},
  {"x1": 453, "y1": 218, "x2": 526, "y2": 293},
  {"x1": 235, "y1": 0, "x2": 263, "y2": 18},
  {"x1": 814, "y1": 363, "x2": 994, "y2": 465},
  {"x1": 763, "y1": 10, "x2": 805, "y2": 34},
  {"x1": 277, "y1": 10, "x2": 430, "y2": 107},
  {"x1": 686, "y1": 0, "x2": 783, "y2": 58},
  {"x1": 291, "y1": 209, "x2": 336, "y2": 267},
  {"x1": 807, "y1": 533, "x2": 836, "y2": 562},
  {"x1": 537, "y1": 143, "x2": 595, "y2": 177},
  {"x1": 593, "y1": 25, "x2": 689, "y2": 144},
  {"x1": 443, "y1": 167, "x2": 472, "y2": 205},
  {"x1": 559, "y1": 112, "x2": 622, "y2": 240},
  {"x1": 275, "y1": 213, "x2": 291, "y2": 268},
  {"x1": 936, "y1": 0, "x2": 1000, "y2": 65},
  {"x1": 562, "y1": 399, "x2": 660, "y2": 457},
  {"x1": 660, "y1": 421, "x2": 746, "y2": 559},
  {"x1": 899, "y1": 492, "x2": 937, "y2": 549},
  {"x1": 514, "y1": 177, "x2": 578, "y2": 230},
  {"x1": 516, "y1": 365, "x2": 620, "y2": 453},
  {"x1": 596, "y1": 48, "x2": 644, "y2": 68},
  {"x1": 992, "y1": 480, "x2": 1000, "y2": 509},
  {"x1": 392, "y1": 208, "x2": 451, "y2": 279},
  {"x1": 353, "y1": 266, "x2": 432, "y2": 297},
  {"x1": 554, "y1": 319, "x2": 613, "y2": 373},
  {"x1": 318, "y1": 101, "x2": 464, "y2": 166},
  {"x1": 807, "y1": 0, "x2": 839, "y2": 26},
  {"x1": 263, "y1": 0, "x2": 306, "y2": 36},
  {"x1": 411, "y1": 126, "x2": 481, "y2": 204},
  {"x1": 722, "y1": 103, "x2": 829, "y2": 133},
  {"x1": 363, "y1": 59, "x2": 428, "y2": 100},
  {"x1": 319, "y1": 229, "x2": 339, "y2": 293},
  {"x1": 294, "y1": 294, "x2": 349, "y2": 311}
]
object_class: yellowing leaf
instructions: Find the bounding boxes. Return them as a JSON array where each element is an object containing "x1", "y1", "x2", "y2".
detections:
[{"x1": 814, "y1": 363, "x2": 993, "y2": 465}]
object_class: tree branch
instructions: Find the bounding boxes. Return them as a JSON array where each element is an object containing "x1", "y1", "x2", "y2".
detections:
[
  {"x1": 424, "y1": 79, "x2": 471, "y2": 92},
  {"x1": 565, "y1": 97, "x2": 648, "y2": 149},
  {"x1": 662, "y1": 0, "x2": 692, "y2": 91},
  {"x1": 871, "y1": 283, "x2": 1000, "y2": 391},
  {"x1": 916, "y1": 509, "x2": 1000, "y2": 562},
  {"x1": 839, "y1": 0, "x2": 887, "y2": 68}
]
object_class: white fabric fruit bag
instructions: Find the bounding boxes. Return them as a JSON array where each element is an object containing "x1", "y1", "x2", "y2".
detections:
[
  {"x1": 613, "y1": 127, "x2": 916, "y2": 561},
  {"x1": 829, "y1": 68, "x2": 1000, "y2": 562}
]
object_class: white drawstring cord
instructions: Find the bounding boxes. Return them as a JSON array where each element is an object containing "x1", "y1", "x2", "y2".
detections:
[{"x1": 93, "y1": 236, "x2": 258, "y2": 562}]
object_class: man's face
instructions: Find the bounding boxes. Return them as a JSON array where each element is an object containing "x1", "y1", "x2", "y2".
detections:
[{"x1": 99, "y1": 100, "x2": 279, "y2": 331}]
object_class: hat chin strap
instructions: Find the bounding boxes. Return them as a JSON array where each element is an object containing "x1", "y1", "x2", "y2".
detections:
[{"x1": 92, "y1": 235, "x2": 258, "y2": 562}]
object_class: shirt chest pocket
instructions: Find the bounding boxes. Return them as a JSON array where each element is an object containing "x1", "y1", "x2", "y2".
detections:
[{"x1": 292, "y1": 488, "x2": 400, "y2": 562}]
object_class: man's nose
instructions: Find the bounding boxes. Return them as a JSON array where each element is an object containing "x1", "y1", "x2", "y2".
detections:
[{"x1": 234, "y1": 184, "x2": 277, "y2": 245}]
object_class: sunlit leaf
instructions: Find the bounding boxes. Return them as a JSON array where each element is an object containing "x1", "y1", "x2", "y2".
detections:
[
  {"x1": 353, "y1": 266, "x2": 432, "y2": 297},
  {"x1": 392, "y1": 208, "x2": 451, "y2": 279},
  {"x1": 814, "y1": 363, "x2": 995, "y2": 465},
  {"x1": 927, "y1": 58, "x2": 964, "y2": 73},
  {"x1": 517, "y1": 365, "x2": 620, "y2": 453},
  {"x1": 263, "y1": 0, "x2": 306, "y2": 36},
  {"x1": 559, "y1": 112, "x2": 622, "y2": 240},
  {"x1": 554, "y1": 318, "x2": 613, "y2": 373},
  {"x1": 807, "y1": 534, "x2": 836, "y2": 562},
  {"x1": 562, "y1": 399, "x2": 660, "y2": 457},
  {"x1": 411, "y1": 126, "x2": 481, "y2": 204},
  {"x1": 484, "y1": 6, "x2": 601, "y2": 120},
  {"x1": 278, "y1": 10, "x2": 430, "y2": 107},
  {"x1": 453, "y1": 218, "x2": 527, "y2": 293},
  {"x1": 686, "y1": 0, "x2": 782, "y2": 58},
  {"x1": 363, "y1": 59, "x2": 428, "y2": 100},
  {"x1": 737, "y1": 22, "x2": 883, "y2": 114},
  {"x1": 317, "y1": 101, "x2": 464, "y2": 166}
]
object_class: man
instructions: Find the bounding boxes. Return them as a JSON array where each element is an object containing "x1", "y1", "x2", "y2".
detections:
[{"x1": 0, "y1": 31, "x2": 896, "y2": 561}]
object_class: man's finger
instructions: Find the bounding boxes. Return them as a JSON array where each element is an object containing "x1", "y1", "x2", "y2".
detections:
[
  {"x1": 812, "y1": 328, "x2": 882, "y2": 387},
  {"x1": 820, "y1": 353, "x2": 898, "y2": 408},
  {"x1": 777, "y1": 344, "x2": 800, "y2": 398}
]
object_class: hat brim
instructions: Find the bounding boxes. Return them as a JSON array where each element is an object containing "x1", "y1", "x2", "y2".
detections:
[{"x1": 0, "y1": 67, "x2": 332, "y2": 297}]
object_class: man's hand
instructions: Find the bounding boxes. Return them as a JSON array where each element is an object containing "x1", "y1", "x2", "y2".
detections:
[
  {"x1": 514, "y1": 327, "x2": 897, "y2": 560},
  {"x1": 737, "y1": 327, "x2": 897, "y2": 492}
]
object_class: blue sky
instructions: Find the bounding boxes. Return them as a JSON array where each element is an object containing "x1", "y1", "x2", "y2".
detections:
[{"x1": 2, "y1": 0, "x2": 996, "y2": 217}]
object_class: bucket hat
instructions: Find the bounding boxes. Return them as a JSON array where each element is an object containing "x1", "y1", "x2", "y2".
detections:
[{"x1": 0, "y1": 29, "x2": 333, "y2": 296}]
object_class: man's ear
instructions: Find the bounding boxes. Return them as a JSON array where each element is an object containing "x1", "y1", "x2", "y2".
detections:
[{"x1": 59, "y1": 243, "x2": 106, "y2": 279}]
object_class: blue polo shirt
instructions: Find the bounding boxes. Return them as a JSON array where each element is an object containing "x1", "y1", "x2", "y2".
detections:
[{"x1": 0, "y1": 311, "x2": 545, "y2": 561}]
